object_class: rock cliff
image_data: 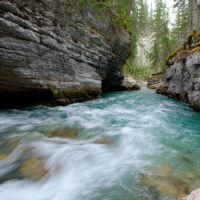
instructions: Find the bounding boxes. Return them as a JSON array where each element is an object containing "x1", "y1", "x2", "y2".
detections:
[
  {"x1": 0, "y1": 0, "x2": 131, "y2": 107},
  {"x1": 152, "y1": 32, "x2": 200, "y2": 111}
]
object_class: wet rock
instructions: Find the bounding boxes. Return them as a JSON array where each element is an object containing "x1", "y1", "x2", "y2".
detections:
[
  {"x1": 151, "y1": 163, "x2": 173, "y2": 176},
  {"x1": 156, "y1": 84, "x2": 168, "y2": 95},
  {"x1": 122, "y1": 75, "x2": 141, "y2": 90},
  {"x1": 147, "y1": 72, "x2": 163, "y2": 90},
  {"x1": 143, "y1": 163, "x2": 188, "y2": 199},
  {"x1": 162, "y1": 33, "x2": 200, "y2": 111},
  {"x1": 19, "y1": 157, "x2": 48, "y2": 181}
]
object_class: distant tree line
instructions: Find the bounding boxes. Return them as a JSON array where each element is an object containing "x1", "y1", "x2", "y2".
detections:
[
  {"x1": 77, "y1": 0, "x2": 200, "y2": 76},
  {"x1": 129, "y1": 0, "x2": 200, "y2": 73}
]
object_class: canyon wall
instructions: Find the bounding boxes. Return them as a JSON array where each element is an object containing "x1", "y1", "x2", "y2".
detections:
[
  {"x1": 0, "y1": 0, "x2": 131, "y2": 107},
  {"x1": 164, "y1": 51, "x2": 200, "y2": 111},
  {"x1": 148, "y1": 32, "x2": 200, "y2": 112}
]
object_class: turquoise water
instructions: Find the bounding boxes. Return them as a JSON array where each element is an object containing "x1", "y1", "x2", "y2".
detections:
[{"x1": 0, "y1": 88, "x2": 200, "y2": 200}]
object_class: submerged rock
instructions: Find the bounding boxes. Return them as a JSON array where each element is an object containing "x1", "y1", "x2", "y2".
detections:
[
  {"x1": 94, "y1": 138, "x2": 114, "y2": 145},
  {"x1": 0, "y1": 154, "x2": 9, "y2": 160},
  {"x1": 19, "y1": 157, "x2": 48, "y2": 181},
  {"x1": 143, "y1": 163, "x2": 188, "y2": 199},
  {"x1": 184, "y1": 173, "x2": 195, "y2": 179},
  {"x1": 50, "y1": 129, "x2": 77, "y2": 139},
  {"x1": 143, "y1": 174, "x2": 187, "y2": 199},
  {"x1": 150, "y1": 163, "x2": 173, "y2": 176}
]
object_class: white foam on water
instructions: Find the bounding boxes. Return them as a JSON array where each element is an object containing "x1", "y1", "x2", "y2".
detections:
[{"x1": 0, "y1": 89, "x2": 199, "y2": 200}]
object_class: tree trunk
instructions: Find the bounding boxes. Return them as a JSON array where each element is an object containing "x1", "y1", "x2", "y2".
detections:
[
  {"x1": 188, "y1": 0, "x2": 198, "y2": 33},
  {"x1": 192, "y1": 0, "x2": 198, "y2": 30}
]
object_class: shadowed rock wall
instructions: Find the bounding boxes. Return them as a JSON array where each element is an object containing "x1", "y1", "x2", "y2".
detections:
[
  {"x1": 151, "y1": 32, "x2": 200, "y2": 111},
  {"x1": 0, "y1": 0, "x2": 130, "y2": 107}
]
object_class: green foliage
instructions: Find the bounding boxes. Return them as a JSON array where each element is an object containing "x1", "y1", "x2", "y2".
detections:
[
  {"x1": 76, "y1": 0, "x2": 135, "y2": 35},
  {"x1": 147, "y1": 0, "x2": 171, "y2": 71},
  {"x1": 125, "y1": 0, "x2": 153, "y2": 80},
  {"x1": 78, "y1": 0, "x2": 114, "y2": 11},
  {"x1": 170, "y1": 1, "x2": 188, "y2": 50},
  {"x1": 124, "y1": 59, "x2": 153, "y2": 81}
]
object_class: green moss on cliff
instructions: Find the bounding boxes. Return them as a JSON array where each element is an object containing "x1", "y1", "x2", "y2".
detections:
[{"x1": 166, "y1": 31, "x2": 200, "y2": 66}]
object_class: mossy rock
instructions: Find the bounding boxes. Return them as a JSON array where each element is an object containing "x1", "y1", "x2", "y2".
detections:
[
  {"x1": 192, "y1": 46, "x2": 200, "y2": 53},
  {"x1": 51, "y1": 88, "x2": 101, "y2": 104}
]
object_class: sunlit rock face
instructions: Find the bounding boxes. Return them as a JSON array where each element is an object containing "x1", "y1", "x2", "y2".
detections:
[
  {"x1": 0, "y1": 0, "x2": 130, "y2": 107},
  {"x1": 163, "y1": 52, "x2": 200, "y2": 111}
]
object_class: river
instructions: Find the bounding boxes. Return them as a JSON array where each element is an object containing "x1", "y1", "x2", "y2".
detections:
[{"x1": 0, "y1": 88, "x2": 200, "y2": 200}]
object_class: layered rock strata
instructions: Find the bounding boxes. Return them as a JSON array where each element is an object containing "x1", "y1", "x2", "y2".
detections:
[
  {"x1": 0, "y1": 0, "x2": 131, "y2": 107},
  {"x1": 147, "y1": 72, "x2": 163, "y2": 90},
  {"x1": 150, "y1": 32, "x2": 200, "y2": 111}
]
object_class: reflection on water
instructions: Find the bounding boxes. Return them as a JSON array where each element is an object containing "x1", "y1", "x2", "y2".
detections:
[{"x1": 0, "y1": 88, "x2": 200, "y2": 200}]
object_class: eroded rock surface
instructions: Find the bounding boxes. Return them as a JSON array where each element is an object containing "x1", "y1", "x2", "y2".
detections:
[
  {"x1": 0, "y1": 0, "x2": 130, "y2": 107},
  {"x1": 164, "y1": 52, "x2": 200, "y2": 111},
  {"x1": 158, "y1": 32, "x2": 200, "y2": 111}
]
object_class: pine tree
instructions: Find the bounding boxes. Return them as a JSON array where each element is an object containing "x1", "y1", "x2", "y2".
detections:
[
  {"x1": 174, "y1": 0, "x2": 198, "y2": 32},
  {"x1": 147, "y1": 0, "x2": 171, "y2": 71},
  {"x1": 171, "y1": 1, "x2": 188, "y2": 47}
]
